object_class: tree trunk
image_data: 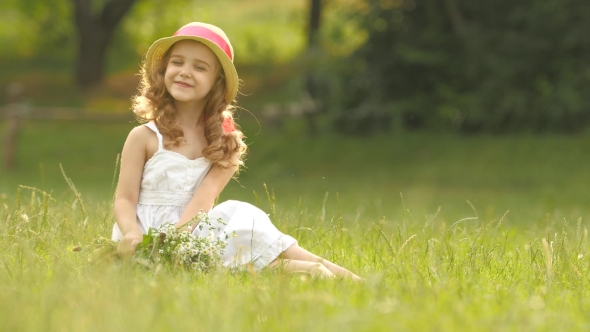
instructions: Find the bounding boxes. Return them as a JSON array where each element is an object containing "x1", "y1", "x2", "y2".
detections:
[
  {"x1": 442, "y1": 0, "x2": 467, "y2": 38},
  {"x1": 76, "y1": 28, "x2": 110, "y2": 87},
  {"x1": 308, "y1": 0, "x2": 322, "y2": 47},
  {"x1": 304, "y1": 0, "x2": 322, "y2": 136},
  {"x1": 72, "y1": 0, "x2": 137, "y2": 88}
]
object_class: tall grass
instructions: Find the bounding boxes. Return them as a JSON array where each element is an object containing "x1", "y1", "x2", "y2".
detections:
[{"x1": 1, "y1": 176, "x2": 589, "y2": 331}]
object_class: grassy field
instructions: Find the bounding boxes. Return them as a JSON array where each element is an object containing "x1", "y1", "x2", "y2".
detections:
[{"x1": 1, "y1": 119, "x2": 590, "y2": 330}]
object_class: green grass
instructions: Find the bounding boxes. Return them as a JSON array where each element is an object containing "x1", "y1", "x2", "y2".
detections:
[{"x1": 1, "y1": 119, "x2": 590, "y2": 330}]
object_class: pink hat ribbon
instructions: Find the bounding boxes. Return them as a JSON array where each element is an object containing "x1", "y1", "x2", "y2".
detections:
[{"x1": 174, "y1": 25, "x2": 233, "y2": 61}]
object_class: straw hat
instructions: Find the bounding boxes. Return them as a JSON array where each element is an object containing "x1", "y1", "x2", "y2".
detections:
[{"x1": 144, "y1": 22, "x2": 238, "y2": 103}]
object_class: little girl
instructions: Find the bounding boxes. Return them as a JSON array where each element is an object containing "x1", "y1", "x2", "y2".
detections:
[{"x1": 112, "y1": 22, "x2": 361, "y2": 280}]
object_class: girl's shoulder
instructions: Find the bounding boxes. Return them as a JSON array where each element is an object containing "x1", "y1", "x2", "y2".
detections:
[
  {"x1": 124, "y1": 124, "x2": 159, "y2": 151},
  {"x1": 121, "y1": 124, "x2": 160, "y2": 163},
  {"x1": 127, "y1": 124, "x2": 155, "y2": 140}
]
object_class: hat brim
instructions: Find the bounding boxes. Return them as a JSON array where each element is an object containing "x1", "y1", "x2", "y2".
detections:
[{"x1": 144, "y1": 35, "x2": 239, "y2": 104}]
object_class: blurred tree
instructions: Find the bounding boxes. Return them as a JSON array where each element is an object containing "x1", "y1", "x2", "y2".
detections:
[
  {"x1": 72, "y1": 0, "x2": 138, "y2": 88},
  {"x1": 327, "y1": 0, "x2": 590, "y2": 134},
  {"x1": 0, "y1": 0, "x2": 75, "y2": 61}
]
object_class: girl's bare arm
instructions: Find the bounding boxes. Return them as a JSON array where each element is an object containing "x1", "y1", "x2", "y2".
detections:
[
  {"x1": 175, "y1": 164, "x2": 237, "y2": 230},
  {"x1": 113, "y1": 126, "x2": 150, "y2": 237}
]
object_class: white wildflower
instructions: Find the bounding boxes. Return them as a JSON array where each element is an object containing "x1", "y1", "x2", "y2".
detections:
[{"x1": 129, "y1": 219, "x2": 229, "y2": 273}]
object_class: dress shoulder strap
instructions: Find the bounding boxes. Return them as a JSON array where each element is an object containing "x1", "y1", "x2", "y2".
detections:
[{"x1": 144, "y1": 121, "x2": 163, "y2": 150}]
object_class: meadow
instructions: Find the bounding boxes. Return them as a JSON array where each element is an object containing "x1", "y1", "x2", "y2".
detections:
[{"x1": 1, "y1": 119, "x2": 590, "y2": 331}]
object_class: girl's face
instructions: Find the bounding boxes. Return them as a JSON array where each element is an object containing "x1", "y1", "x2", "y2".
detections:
[{"x1": 164, "y1": 40, "x2": 219, "y2": 107}]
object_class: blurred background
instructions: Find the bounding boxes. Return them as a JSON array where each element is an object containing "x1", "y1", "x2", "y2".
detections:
[{"x1": 1, "y1": 0, "x2": 589, "y2": 224}]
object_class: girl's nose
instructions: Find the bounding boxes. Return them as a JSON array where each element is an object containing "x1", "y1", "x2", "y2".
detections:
[{"x1": 180, "y1": 66, "x2": 191, "y2": 78}]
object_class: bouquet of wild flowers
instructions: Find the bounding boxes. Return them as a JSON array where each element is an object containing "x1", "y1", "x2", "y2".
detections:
[{"x1": 75, "y1": 212, "x2": 229, "y2": 273}]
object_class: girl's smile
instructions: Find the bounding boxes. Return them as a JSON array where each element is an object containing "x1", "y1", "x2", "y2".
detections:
[{"x1": 174, "y1": 81, "x2": 194, "y2": 88}]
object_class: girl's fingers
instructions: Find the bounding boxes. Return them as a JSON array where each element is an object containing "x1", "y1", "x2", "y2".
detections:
[{"x1": 117, "y1": 239, "x2": 136, "y2": 258}]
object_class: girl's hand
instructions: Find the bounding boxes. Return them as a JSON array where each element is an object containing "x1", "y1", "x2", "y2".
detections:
[
  {"x1": 117, "y1": 230, "x2": 143, "y2": 259},
  {"x1": 175, "y1": 223, "x2": 193, "y2": 233},
  {"x1": 174, "y1": 217, "x2": 196, "y2": 233}
]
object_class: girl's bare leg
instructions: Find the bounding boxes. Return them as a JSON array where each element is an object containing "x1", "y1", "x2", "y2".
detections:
[
  {"x1": 269, "y1": 259, "x2": 334, "y2": 278},
  {"x1": 279, "y1": 244, "x2": 363, "y2": 280}
]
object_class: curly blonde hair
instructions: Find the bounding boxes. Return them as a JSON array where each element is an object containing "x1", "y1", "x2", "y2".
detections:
[{"x1": 132, "y1": 43, "x2": 247, "y2": 170}]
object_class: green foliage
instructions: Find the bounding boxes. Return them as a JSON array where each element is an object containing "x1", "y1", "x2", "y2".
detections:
[
  {"x1": 0, "y1": 0, "x2": 74, "y2": 60},
  {"x1": 327, "y1": 0, "x2": 590, "y2": 134}
]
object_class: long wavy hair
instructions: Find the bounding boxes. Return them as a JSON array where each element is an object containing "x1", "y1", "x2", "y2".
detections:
[{"x1": 132, "y1": 42, "x2": 247, "y2": 170}]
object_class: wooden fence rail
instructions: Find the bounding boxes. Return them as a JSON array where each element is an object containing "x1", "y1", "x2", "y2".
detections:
[{"x1": 1, "y1": 105, "x2": 133, "y2": 171}]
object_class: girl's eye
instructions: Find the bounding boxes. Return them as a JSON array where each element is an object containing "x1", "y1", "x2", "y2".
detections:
[{"x1": 195, "y1": 66, "x2": 206, "y2": 71}]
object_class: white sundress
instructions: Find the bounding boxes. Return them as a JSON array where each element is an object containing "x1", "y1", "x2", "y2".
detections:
[{"x1": 112, "y1": 121, "x2": 297, "y2": 271}]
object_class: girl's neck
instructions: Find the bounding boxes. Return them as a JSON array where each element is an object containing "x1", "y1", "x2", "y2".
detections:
[{"x1": 173, "y1": 99, "x2": 207, "y2": 128}]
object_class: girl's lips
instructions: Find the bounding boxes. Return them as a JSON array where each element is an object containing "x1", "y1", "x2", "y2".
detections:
[{"x1": 175, "y1": 81, "x2": 192, "y2": 88}]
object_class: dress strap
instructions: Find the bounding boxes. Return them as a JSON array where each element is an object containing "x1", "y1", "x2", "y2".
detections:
[{"x1": 144, "y1": 121, "x2": 163, "y2": 150}]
